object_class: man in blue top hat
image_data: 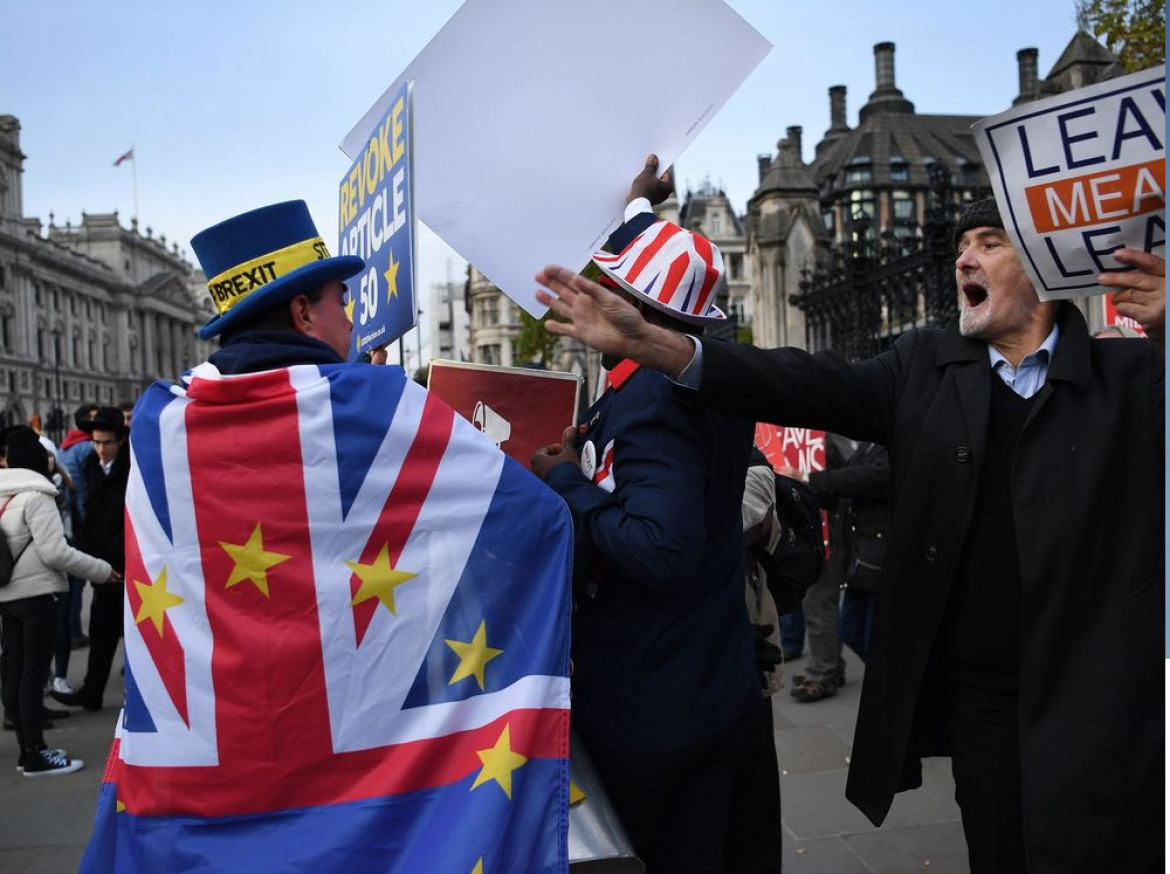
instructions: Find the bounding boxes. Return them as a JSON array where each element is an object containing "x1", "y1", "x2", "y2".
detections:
[{"x1": 192, "y1": 200, "x2": 364, "y2": 373}]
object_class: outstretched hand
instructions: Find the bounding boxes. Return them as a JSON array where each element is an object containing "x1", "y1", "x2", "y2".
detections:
[
  {"x1": 535, "y1": 266, "x2": 697, "y2": 378},
  {"x1": 1099, "y1": 248, "x2": 1165, "y2": 350},
  {"x1": 535, "y1": 266, "x2": 649, "y2": 360}
]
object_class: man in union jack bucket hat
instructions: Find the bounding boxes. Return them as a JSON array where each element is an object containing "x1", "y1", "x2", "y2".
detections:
[{"x1": 531, "y1": 157, "x2": 762, "y2": 870}]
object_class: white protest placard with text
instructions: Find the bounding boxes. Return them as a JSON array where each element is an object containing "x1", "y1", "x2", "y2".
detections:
[{"x1": 973, "y1": 65, "x2": 1165, "y2": 300}]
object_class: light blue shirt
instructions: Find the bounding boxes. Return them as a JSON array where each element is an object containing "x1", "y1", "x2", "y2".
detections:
[{"x1": 988, "y1": 323, "x2": 1060, "y2": 399}]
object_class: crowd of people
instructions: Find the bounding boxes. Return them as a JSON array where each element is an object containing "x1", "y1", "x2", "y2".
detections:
[
  {"x1": 0, "y1": 402, "x2": 132, "y2": 776},
  {"x1": 2, "y1": 149, "x2": 1163, "y2": 873}
]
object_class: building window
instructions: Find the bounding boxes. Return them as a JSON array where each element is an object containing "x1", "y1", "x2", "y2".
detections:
[
  {"x1": 34, "y1": 284, "x2": 42, "y2": 307},
  {"x1": 478, "y1": 344, "x2": 501, "y2": 365},
  {"x1": 823, "y1": 209, "x2": 836, "y2": 234},
  {"x1": 481, "y1": 297, "x2": 500, "y2": 327},
  {"x1": 844, "y1": 158, "x2": 872, "y2": 186},
  {"x1": 728, "y1": 254, "x2": 741, "y2": 280},
  {"x1": 848, "y1": 189, "x2": 876, "y2": 224},
  {"x1": 1, "y1": 315, "x2": 11, "y2": 352},
  {"x1": 0, "y1": 265, "x2": 6, "y2": 288},
  {"x1": 892, "y1": 189, "x2": 915, "y2": 222},
  {"x1": 889, "y1": 158, "x2": 909, "y2": 182},
  {"x1": 712, "y1": 215, "x2": 722, "y2": 235}
]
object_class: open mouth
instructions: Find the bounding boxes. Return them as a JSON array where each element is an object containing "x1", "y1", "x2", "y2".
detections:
[{"x1": 962, "y1": 282, "x2": 988, "y2": 307}]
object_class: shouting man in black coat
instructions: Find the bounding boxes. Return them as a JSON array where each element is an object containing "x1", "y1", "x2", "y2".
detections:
[{"x1": 535, "y1": 183, "x2": 1164, "y2": 874}]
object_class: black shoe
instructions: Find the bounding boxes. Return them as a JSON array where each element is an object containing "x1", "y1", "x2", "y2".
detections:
[
  {"x1": 49, "y1": 690, "x2": 101, "y2": 711},
  {"x1": 21, "y1": 747, "x2": 83, "y2": 777},
  {"x1": 42, "y1": 705, "x2": 69, "y2": 720}
]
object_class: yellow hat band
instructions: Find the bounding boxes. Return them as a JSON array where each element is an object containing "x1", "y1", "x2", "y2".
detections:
[{"x1": 206, "y1": 236, "x2": 331, "y2": 316}]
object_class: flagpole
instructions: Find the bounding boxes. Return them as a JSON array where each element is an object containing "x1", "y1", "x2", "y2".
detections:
[{"x1": 131, "y1": 144, "x2": 139, "y2": 222}]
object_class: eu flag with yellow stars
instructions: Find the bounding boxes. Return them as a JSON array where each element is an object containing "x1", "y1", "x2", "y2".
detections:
[{"x1": 81, "y1": 359, "x2": 573, "y2": 873}]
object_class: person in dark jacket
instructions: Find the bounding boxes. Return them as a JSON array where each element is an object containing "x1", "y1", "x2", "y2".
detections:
[
  {"x1": 531, "y1": 159, "x2": 758, "y2": 873},
  {"x1": 52, "y1": 407, "x2": 129, "y2": 711},
  {"x1": 535, "y1": 184, "x2": 1164, "y2": 874},
  {"x1": 784, "y1": 440, "x2": 890, "y2": 662}
]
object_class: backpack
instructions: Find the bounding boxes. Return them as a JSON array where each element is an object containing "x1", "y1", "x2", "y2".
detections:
[
  {"x1": 750, "y1": 474, "x2": 825, "y2": 615},
  {"x1": 0, "y1": 495, "x2": 30, "y2": 588}
]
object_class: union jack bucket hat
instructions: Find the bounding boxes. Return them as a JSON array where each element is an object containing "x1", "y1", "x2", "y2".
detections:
[{"x1": 591, "y1": 220, "x2": 727, "y2": 325}]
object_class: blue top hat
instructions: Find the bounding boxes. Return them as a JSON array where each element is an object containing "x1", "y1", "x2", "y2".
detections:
[{"x1": 191, "y1": 200, "x2": 364, "y2": 339}]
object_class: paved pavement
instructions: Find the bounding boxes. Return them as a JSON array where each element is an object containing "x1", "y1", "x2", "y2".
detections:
[
  {"x1": 0, "y1": 628, "x2": 123, "y2": 873},
  {"x1": 0, "y1": 636, "x2": 968, "y2": 873},
  {"x1": 774, "y1": 648, "x2": 969, "y2": 873}
]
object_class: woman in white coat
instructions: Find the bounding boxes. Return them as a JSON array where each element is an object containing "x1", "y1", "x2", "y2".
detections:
[{"x1": 0, "y1": 429, "x2": 119, "y2": 777}]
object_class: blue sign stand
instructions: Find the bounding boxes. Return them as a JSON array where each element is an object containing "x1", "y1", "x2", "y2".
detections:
[{"x1": 339, "y1": 80, "x2": 416, "y2": 360}]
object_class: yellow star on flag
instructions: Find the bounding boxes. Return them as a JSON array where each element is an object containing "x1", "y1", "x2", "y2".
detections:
[
  {"x1": 134, "y1": 566, "x2": 184, "y2": 637},
  {"x1": 384, "y1": 252, "x2": 401, "y2": 300},
  {"x1": 445, "y1": 620, "x2": 503, "y2": 691},
  {"x1": 344, "y1": 295, "x2": 356, "y2": 324},
  {"x1": 471, "y1": 860, "x2": 483, "y2": 874},
  {"x1": 116, "y1": 800, "x2": 126, "y2": 813},
  {"x1": 470, "y1": 724, "x2": 528, "y2": 801},
  {"x1": 220, "y1": 523, "x2": 292, "y2": 598},
  {"x1": 346, "y1": 543, "x2": 417, "y2": 614}
]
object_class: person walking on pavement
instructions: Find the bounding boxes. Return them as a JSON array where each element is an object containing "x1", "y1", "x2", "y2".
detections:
[
  {"x1": 52, "y1": 407, "x2": 130, "y2": 712},
  {"x1": 0, "y1": 429, "x2": 117, "y2": 776}
]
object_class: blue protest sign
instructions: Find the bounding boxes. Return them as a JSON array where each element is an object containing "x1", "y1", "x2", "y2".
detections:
[{"x1": 339, "y1": 80, "x2": 415, "y2": 359}]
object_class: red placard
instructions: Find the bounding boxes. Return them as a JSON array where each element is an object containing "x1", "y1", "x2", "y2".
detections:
[
  {"x1": 753, "y1": 424, "x2": 827, "y2": 475},
  {"x1": 428, "y1": 361, "x2": 582, "y2": 471},
  {"x1": 1101, "y1": 295, "x2": 1148, "y2": 338}
]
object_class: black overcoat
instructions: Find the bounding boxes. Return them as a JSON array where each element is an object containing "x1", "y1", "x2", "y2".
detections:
[{"x1": 696, "y1": 303, "x2": 1164, "y2": 873}]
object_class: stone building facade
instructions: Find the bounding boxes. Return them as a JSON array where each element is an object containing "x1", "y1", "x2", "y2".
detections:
[{"x1": 0, "y1": 115, "x2": 213, "y2": 437}]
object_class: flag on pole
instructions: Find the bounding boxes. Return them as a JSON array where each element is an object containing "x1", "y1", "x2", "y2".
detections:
[
  {"x1": 113, "y1": 147, "x2": 134, "y2": 167},
  {"x1": 81, "y1": 361, "x2": 573, "y2": 873}
]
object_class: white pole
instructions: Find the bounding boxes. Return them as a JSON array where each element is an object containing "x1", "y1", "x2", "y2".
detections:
[{"x1": 131, "y1": 144, "x2": 139, "y2": 222}]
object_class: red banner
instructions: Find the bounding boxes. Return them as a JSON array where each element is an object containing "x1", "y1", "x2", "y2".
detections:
[
  {"x1": 428, "y1": 361, "x2": 582, "y2": 471},
  {"x1": 753, "y1": 424, "x2": 827, "y2": 474}
]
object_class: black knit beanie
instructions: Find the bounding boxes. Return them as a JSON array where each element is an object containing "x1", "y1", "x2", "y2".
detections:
[
  {"x1": 5, "y1": 432, "x2": 50, "y2": 478},
  {"x1": 953, "y1": 198, "x2": 1003, "y2": 250}
]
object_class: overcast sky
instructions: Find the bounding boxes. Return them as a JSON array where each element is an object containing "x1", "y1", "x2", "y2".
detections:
[{"x1": 2, "y1": 0, "x2": 1082, "y2": 362}]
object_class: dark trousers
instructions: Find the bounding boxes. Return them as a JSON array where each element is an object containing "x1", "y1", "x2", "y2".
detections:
[
  {"x1": 949, "y1": 680, "x2": 1028, "y2": 874},
  {"x1": 53, "y1": 576, "x2": 84, "y2": 679},
  {"x1": 581, "y1": 706, "x2": 758, "y2": 873},
  {"x1": 724, "y1": 697, "x2": 783, "y2": 873},
  {"x1": 779, "y1": 605, "x2": 804, "y2": 656},
  {"x1": 838, "y1": 589, "x2": 877, "y2": 662},
  {"x1": 79, "y1": 581, "x2": 123, "y2": 706},
  {"x1": 0, "y1": 594, "x2": 59, "y2": 751}
]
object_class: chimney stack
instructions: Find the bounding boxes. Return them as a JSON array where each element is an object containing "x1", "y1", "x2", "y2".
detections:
[
  {"x1": 786, "y1": 126, "x2": 803, "y2": 163},
  {"x1": 757, "y1": 153, "x2": 772, "y2": 183},
  {"x1": 874, "y1": 42, "x2": 897, "y2": 92},
  {"x1": 830, "y1": 86, "x2": 848, "y2": 130},
  {"x1": 1016, "y1": 48, "x2": 1039, "y2": 103}
]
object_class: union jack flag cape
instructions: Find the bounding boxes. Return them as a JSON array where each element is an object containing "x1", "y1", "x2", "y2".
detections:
[{"x1": 81, "y1": 360, "x2": 573, "y2": 873}]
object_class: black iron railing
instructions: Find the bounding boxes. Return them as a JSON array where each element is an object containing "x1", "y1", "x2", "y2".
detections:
[{"x1": 791, "y1": 167, "x2": 987, "y2": 361}]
